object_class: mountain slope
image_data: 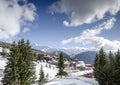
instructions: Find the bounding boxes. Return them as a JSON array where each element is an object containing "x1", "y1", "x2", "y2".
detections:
[{"x1": 74, "y1": 51, "x2": 97, "y2": 64}]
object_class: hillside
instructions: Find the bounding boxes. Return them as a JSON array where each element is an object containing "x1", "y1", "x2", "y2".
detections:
[
  {"x1": 0, "y1": 46, "x2": 96, "y2": 85},
  {"x1": 74, "y1": 51, "x2": 97, "y2": 64}
]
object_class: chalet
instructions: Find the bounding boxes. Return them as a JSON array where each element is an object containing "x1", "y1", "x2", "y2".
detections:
[{"x1": 85, "y1": 64, "x2": 93, "y2": 70}]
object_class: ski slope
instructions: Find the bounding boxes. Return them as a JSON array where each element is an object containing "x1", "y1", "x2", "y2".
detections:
[
  {"x1": 45, "y1": 77, "x2": 98, "y2": 85},
  {"x1": 35, "y1": 62, "x2": 58, "y2": 80}
]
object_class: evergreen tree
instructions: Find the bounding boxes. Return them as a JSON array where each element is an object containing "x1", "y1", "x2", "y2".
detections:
[
  {"x1": 2, "y1": 39, "x2": 36, "y2": 85},
  {"x1": 93, "y1": 53, "x2": 99, "y2": 80},
  {"x1": 49, "y1": 64, "x2": 51, "y2": 69},
  {"x1": 39, "y1": 66, "x2": 46, "y2": 85},
  {"x1": 18, "y1": 39, "x2": 36, "y2": 85},
  {"x1": 46, "y1": 73, "x2": 49, "y2": 80},
  {"x1": 56, "y1": 53, "x2": 67, "y2": 77},
  {"x1": 114, "y1": 49, "x2": 120, "y2": 84},
  {"x1": 2, "y1": 42, "x2": 20, "y2": 85},
  {"x1": 94, "y1": 48, "x2": 107, "y2": 85},
  {"x1": 94, "y1": 49, "x2": 120, "y2": 85},
  {"x1": 37, "y1": 53, "x2": 44, "y2": 61},
  {"x1": 106, "y1": 51, "x2": 115, "y2": 85}
]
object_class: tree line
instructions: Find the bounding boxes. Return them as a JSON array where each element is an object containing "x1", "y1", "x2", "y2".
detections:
[{"x1": 94, "y1": 48, "x2": 120, "y2": 85}]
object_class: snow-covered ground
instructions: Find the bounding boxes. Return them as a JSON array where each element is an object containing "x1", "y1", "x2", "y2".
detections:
[
  {"x1": 0, "y1": 47, "x2": 98, "y2": 85},
  {"x1": 0, "y1": 56, "x2": 7, "y2": 69},
  {"x1": 70, "y1": 70, "x2": 93, "y2": 77},
  {"x1": 31, "y1": 77, "x2": 98, "y2": 85},
  {"x1": 0, "y1": 56, "x2": 98, "y2": 85},
  {"x1": 35, "y1": 61, "x2": 58, "y2": 80},
  {"x1": 45, "y1": 77, "x2": 98, "y2": 85}
]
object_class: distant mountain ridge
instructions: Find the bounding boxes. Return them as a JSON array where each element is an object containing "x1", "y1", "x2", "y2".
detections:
[
  {"x1": 32, "y1": 45, "x2": 97, "y2": 64},
  {"x1": 32, "y1": 45, "x2": 93, "y2": 56},
  {"x1": 0, "y1": 41, "x2": 97, "y2": 64},
  {"x1": 74, "y1": 51, "x2": 97, "y2": 64}
]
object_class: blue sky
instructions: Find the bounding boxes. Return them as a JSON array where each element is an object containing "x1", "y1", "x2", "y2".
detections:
[{"x1": 0, "y1": 0, "x2": 120, "y2": 51}]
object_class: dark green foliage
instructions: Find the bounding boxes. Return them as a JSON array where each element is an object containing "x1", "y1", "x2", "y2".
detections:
[
  {"x1": 56, "y1": 53, "x2": 68, "y2": 77},
  {"x1": 106, "y1": 51, "x2": 115, "y2": 85},
  {"x1": 94, "y1": 48, "x2": 107, "y2": 85},
  {"x1": 39, "y1": 66, "x2": 47, "y2": 85},
  {"x1": 37, "y1": 53, "x2": 44, "y2": 61},
  {"x1": 94, "y1": 48, "x2": 120, "y2": 85},
  {"x1": 114, "y1": 50, "x2": 120, "y2": 84},
  {"x1": 18, "y1": 39, "x2": 36, "y2": 85},
  {"x1": 2, "y1": 39, "x2": 36, "y2": 85},
  {"x1": 2, "y1": 42, "x2": 20, "y2": 85}
]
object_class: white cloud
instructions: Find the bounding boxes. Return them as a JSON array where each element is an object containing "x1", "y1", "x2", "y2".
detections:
[
  {"x1": 23, "y1": 27, "x2": 30, "y2": 33},
  {"x1": 49, "y1": 0, "x2": 120, "y2": 27},
  {"x1": 61, "y1": 18, "x2": 120, "y2": 51},
  {"x1": 0, "y1": 0, "x2": 36, "y2": 40},
  {"x1": 63, "y1": 20, "x2": 69, "y2": 27}
]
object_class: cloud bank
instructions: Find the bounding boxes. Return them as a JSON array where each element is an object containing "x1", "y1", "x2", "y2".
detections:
[
  {"x1": 49, "y1": 0, "x2": 120, "y2": 27},
  {"x1": 0, "y1": 0, "x2": 36, "y2": 39},
  {"x1": 61, "y1": 18, "x2": 120, "y2": 51}
]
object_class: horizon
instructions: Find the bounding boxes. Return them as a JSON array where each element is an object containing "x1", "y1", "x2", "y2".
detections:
[{"x1": 0, "y1": 0, "x2": 120, "y2": 51}]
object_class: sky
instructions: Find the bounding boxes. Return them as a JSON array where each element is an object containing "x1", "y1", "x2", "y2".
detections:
[{"x1": 0, "y1": 0, "x2": 120, "y2": 51}]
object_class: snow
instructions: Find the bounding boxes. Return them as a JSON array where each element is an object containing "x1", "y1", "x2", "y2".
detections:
[
  {"x1": 45, "y1": 77, "x2": 98, "y2": 85},
  {"x1": 0, "y1": 47, "x2": 97, "y2": 85},
  {"x1": 0, "y1": 47, "x2": 2, "y2": 52},
  {"x1": 77, "y1": 61, "x2": 86, "y2": 67},
  {"x1": 0, "y1": 56, "x2": 7, "y2": 69},
  {"x1": 35, "y1": 61, "x2": 58, "y2": 80},
  {"x1": 70, "y1": 70, "x2": 93, "y2": 77}
]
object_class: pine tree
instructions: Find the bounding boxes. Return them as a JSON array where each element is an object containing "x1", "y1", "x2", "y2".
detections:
[
  {"x1": 93, "y1": 53, "x2": 99, "y2": 81},
  {"x1": 2, "y1": 42, "x2": 20, "y2": 85},
  {"x1": 94, "y1": 49, "x2": 120, "y2": 85},
  {"x1": 94, "y1": 48, "x2": 107, "y2": 85},
  {"x1": 37, "y1": 53, "x2": 44, "y2": 61},
  {"x1": 106, "y1": 51, "x2": 115, "y2": 85},
  {"x1": 49, "y1": 64, "x2": 51, "y2": 69},
  {"x1": 2, "y1": 39, "x2": 36, "y2": 85},
  {"x1": 46, "y1": 63, "x2": 48, "y2": 67},
  {"x1": 39, "y1": 66, "x2": 46, "y2": 85},
  {"x1": 56, "y1": 53, "x2": 67, "y2": 77},
  {"x1": 18, "y1": 39, "x2": 36, "y2": 85},
  {"x1": 114, "y1": 49, "x2": 120, "y2": 84}
]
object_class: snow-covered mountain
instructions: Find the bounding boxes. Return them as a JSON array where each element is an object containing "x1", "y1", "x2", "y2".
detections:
[
  {"x1": 60, "y1": 47, "x2": 92, "y2": 57},
  {"x1": 32, "y1": 45, "x2": 59, "y2": 54},
  {"x1": 32, "y1": 45, "x2": 95, "y2": 56},
  {"x1": 32, "y1": 45, "x2": 97, "y2": 64}
]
